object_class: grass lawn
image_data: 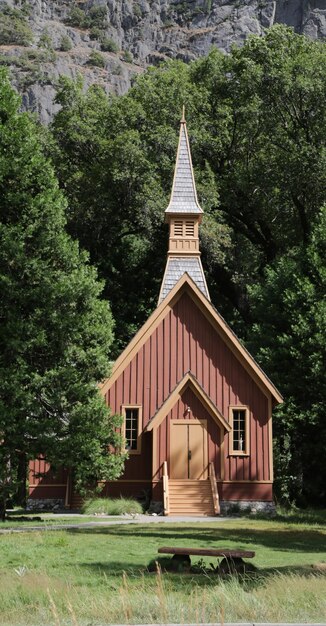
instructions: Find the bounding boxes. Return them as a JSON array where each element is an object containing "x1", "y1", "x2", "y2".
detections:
[{"x1": 0, "y1": 514, "x2": 325, "y2": 625}]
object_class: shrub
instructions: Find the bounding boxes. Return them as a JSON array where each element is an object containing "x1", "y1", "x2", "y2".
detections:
[
  {"x1": 0, "y1": 6, "x2": 33, "y2": 46},
  {"x1": 89, "y1": 5, "x2": 107, "y2": 28},
  {"x1": 66, "y1": 6, "x2": 90, "y2": 28},
  {"x1": 122, "y1": 50, "x2": 133, "y2": 63},
  {"x1": 87, "y1": 51, "x2": 106, "y2": 68},
  {"x1": 112, "y1": 62, "x2": 123, "y2": 75},
  {"x1": 100, "y1": 37, "x2": 119, "y2": 53},
  {"x1": 133, "y1": 3, "x2": 142, "y2": 18},
  {"x1": 89, "y1": 26, "x2": 103, "y2": 41},
  {"x1": 38, "y1": 30, "x2": 53, "y2": 50},
  {"x1": 82, "y1": 497, "x2": 143, "y2": 515},
  {"x1": 59, "y1": 34, "x2": 73, "y2": 52}
]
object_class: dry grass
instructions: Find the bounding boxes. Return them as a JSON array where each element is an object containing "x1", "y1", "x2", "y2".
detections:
[{"x1": 0, "y1": 567, "x2": 325, "y2": 625}]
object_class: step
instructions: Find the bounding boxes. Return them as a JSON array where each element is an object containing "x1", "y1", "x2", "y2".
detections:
[
  {"x1": 169, "y1": 511, "x2": 215, "y2": 516},
  {"x1": 169, "y1": 496, "x2": 213, "y2": 501},
  {"x1": 170, "y1": 503, "x2": 213, "y2": 511},
  {"x1": 169, "y1": 486, "x2": 211, "y2": 491},
  {"x1": 166, "y1": 479, "x2": 216, "y2": 516},
  {"x1": 169, "y1": 480, "x2": 210, "y2": 485}
]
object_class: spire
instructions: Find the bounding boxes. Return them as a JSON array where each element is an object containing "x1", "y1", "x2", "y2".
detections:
[
  {"x1": 165, "y1": 110, "x2": 203, "y2": 215},
  {"x1": 158, "y1": 111, "x2": 210, "y2": 305}
]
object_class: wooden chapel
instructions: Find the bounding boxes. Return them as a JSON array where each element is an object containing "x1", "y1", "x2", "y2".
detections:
[{"x1": 28, "y1": 112, "x2": 282, "y2": 515}]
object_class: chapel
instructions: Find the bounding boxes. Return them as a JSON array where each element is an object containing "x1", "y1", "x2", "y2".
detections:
[{"x1": 29, "y1": 112, "x2": 282, "y2": 515}]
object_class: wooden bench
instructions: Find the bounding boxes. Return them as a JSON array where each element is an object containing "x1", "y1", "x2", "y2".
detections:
[{"x1": 158, "y1": 546, "x2": 255, "y2": 573}]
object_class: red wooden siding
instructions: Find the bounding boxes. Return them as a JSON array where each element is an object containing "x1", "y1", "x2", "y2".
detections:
[
  {"x1": 106, "y1": 291, "x2": 272, "y2": 490},
  {"x1": 29, "y1": 457, "x2": 68, "y2": 499}
]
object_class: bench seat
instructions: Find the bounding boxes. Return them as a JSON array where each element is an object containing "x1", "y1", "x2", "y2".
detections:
[{"x1": 158, "y1": 546, "x2": 255, "y2": 558}]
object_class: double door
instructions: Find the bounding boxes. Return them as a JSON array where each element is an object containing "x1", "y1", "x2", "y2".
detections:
[{"x1": 170, "y1": 419, "x2": 208, "y2": 479}]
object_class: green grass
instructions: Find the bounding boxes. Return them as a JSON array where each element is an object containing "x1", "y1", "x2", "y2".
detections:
[
  {"x1": 0, "y1": 516, "x2": 325, "y2": 624},
  {"x1": 82, "y1": 497, "x2": 143, "y2": 515}
]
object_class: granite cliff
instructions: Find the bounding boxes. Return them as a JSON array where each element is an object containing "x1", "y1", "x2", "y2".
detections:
[{"x1": 0, "y1": 0, "x2": 325, "y2": 122}]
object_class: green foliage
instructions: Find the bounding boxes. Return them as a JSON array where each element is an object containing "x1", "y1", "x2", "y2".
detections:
[
  {"x1": 89, "y1": 26, "x2": 103, "y2": 41},
  {"x1": 205, "y1": 0, "x2": 212, "y2": 12},
  {"x1": 88, "y1": 4, "x2": 107, "y2": 29},
  {"x1": 248, "y1": 208, "x2": 326, "y2": 505},
  {"x1": 0, "y1": 70, "x2": 125, "y2": 519},
  {"x1": 122, "y1": 49, "x2": 133, "y2": 63},
  {"x1": 88, "y1": 50, "x2": 106, "y2": 68},
  {"x1": 38, "y1": 29, "x2": 53, "y2": 50},
  {"x1": 59, "y1": 34, "x2": 73, "y2": 52},
  {"x1": 49, "y1": 26, "x2": 326, "y2": 504},
  {"x1": 133, "y1": 3, "x2": 142, "y2": 18},
  {"x1": 66, "y1": 4, "x2": 107, "y2": 29},
  {"x1": 82, "y1": 497, "x2": 143, "y2": 515},
  {"x1": 101, "y1": 37, "x2": 119, "y2": 53},
  {"x1": 66, "y1": 6, "x2": 90, "y2": 28},
  {"x1": 0, "y1": 3, "x2": 33, "y2": 46}
]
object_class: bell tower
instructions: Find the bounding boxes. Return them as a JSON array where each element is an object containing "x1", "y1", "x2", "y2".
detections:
[{"x1": 158, "y1": 109, "x2": 210, "y2": 304}]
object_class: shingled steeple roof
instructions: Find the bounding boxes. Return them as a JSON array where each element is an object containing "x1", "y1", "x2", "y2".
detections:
[
  {"x1": 165, "y1": 108, "x2": 203, "y2": 215},
  {"x1": 158, "y1": 110, "x2": 210, "y2": 305}
]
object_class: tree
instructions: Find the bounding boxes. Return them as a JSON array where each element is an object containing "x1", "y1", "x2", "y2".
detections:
[
  {"x1": 248, "y1": 207, "x2": 326, "y2": 505},
  {"x1": 49, "y1": 27, "x2": 326, "y2": 503},
  {"x1": 0, "y1": 70, "x2": 125, "y2": 520}
]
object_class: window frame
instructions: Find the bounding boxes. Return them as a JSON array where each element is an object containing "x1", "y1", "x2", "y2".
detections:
[
  {"x1": 228, "y1": 406, "x2": 250, "y2": 456},
  {"x1": 121, "y1": 405, "x2": 142, "y2": 455}
]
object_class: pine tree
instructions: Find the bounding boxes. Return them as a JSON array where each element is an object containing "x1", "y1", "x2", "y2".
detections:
[{"x1": 0, "y1": 70, "x2": 125, "y2": 520}]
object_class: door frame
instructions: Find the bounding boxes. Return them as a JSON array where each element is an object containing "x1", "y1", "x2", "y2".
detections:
[{"x1": 169, "y1": 418, "x2": 208, "y2": 479}]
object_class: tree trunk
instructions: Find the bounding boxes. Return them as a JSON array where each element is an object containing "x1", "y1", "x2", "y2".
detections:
[
  {"x1": 0, "y1": 496, "x2": 6, "y2": 522},
  {"x1": 15, "y1": 452, "x2": 28, "y2": 508}
]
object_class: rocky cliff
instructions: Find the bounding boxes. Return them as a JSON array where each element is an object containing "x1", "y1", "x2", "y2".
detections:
[{"x1": 0, "y1": 0, "x2": 325, "y2": 122}]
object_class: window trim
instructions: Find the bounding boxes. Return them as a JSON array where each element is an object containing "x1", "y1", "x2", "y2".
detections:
[
  {"x1": 121, "y1": 405, "x2": 142, "y2": 455},
  {"x1": 228, "y1": 406, "x2": 250, "y2": 456}
]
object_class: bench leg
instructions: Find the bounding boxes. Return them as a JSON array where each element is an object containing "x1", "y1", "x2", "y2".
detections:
[
  {"x1": 171, "y1": 554, "x2": 191, "y2": 572},
  {"x1": 217, "y1": 557, "x2": 253, "y2": 575}
]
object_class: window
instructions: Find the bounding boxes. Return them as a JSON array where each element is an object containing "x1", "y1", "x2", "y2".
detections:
[
  {"x1": 229, "y1": 406, "x2": 250, "y2": 455},
  {"x1": 122, "y1": 406, "x2": 142, "y2": 454}
]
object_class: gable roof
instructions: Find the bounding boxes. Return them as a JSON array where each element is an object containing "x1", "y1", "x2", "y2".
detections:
[
  {"x1": 144, "y1": 371, "x2": 231, "y2": 432},
  {"x1": 165, "y1": 116, "x2": 203, "y2": 215},
  {"x1": 100, "y1": 274, "x2": 283, "y2": 404}
]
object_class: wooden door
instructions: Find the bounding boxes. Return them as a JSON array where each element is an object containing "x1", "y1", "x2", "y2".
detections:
[{"x1": 170, "y1": 420, "x2": 208, "y2": 479}]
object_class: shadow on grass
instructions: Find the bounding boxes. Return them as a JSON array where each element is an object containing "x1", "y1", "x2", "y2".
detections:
[
  {"x1": 258, "y1": 509, "x2": 326, "y2": 526},
  {"x1": 78, "y1": 559, "x2": 326, "y2": 591},
  {"x1": 68, "y1": 523, "x2": 326, "y2": 554}
]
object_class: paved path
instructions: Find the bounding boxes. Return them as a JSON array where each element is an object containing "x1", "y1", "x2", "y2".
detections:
[{"x1": 0, "y1": 513, "x2": 231, "y2": 533}]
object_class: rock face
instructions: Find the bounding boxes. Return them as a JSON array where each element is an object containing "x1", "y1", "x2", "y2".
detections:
[{"x1": 0, "y1": 0, "x2": 325, "y2": 122}]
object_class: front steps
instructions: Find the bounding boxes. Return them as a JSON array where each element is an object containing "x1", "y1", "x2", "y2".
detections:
[{"x1": 168, "y1": 479, "x2": 216, "y2": 516}]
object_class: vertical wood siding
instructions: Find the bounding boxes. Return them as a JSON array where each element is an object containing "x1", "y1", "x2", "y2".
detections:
[
  {"x1": 28, "y1": 457, "x2": 68, "y2": 499},
  {"x1": 106, "y1": 291, "x2": 271, "y2": 488}
]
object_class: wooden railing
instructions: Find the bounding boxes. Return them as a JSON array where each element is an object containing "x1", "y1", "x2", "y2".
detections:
[
  {"x1": 209, "y1": 462, "x2": 220, "y2": 515},
  {"x1": 163, "y1": 461, "x2": 170, "y2": 516}
]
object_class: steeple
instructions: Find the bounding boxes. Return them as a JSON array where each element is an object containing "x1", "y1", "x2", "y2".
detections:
[
  {"x1": 166, "y1": 108, "x2": 203, "y2": 216},
  {"x1": 158, "y1": 111, "x2": 210, "y2": 305}
]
